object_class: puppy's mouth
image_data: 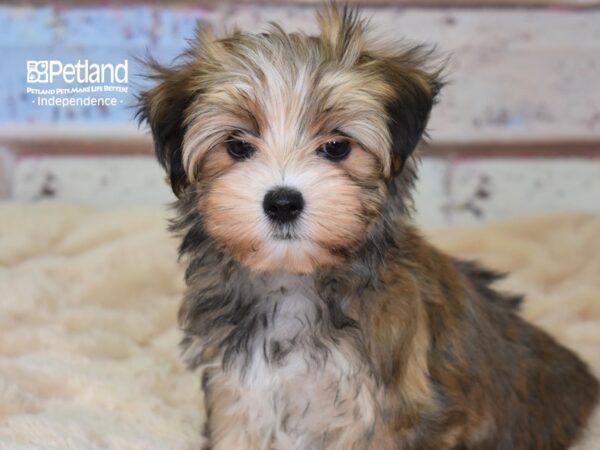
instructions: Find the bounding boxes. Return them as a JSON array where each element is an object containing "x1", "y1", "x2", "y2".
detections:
[{"x1": 270, "y1": 225, "x2": 299, "y2": 241}]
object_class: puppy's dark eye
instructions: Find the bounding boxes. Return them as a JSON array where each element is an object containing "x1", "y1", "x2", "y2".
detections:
[
  {"x1": 227, "y1": 139, "x2": 255, "y2": 161},
  {"x1": 318, "y1": 140, "x2": 351, "y2": 161}
]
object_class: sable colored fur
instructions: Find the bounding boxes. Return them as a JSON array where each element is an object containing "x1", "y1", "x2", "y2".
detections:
[{"x1": 137, "y1": 5, "x2": 598, "y2": 449}]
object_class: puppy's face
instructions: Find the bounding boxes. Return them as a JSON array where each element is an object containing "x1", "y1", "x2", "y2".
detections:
[{"x1": 139, "y1": 7, "x2": 440, "y2": 274}]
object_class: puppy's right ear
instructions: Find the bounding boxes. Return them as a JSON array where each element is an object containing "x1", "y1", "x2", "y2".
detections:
[{"x1": 137, "y1": 61, "x2": 195, "y2": 197}]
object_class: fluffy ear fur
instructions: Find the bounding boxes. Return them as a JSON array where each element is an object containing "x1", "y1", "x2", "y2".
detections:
[
  {"x1": 381, "y1": 51, "x2": 443, "y2": 173},
  {"x1": 136, "y1": 61, "x2": 196, "y2": 197},
  {"x1": 317, "y1": 4, "x2": 443, "y2": 174}
]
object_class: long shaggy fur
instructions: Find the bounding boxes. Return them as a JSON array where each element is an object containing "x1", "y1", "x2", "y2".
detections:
[{"x1": 137, "y1": 5, "x2": 598, "y2": 449}]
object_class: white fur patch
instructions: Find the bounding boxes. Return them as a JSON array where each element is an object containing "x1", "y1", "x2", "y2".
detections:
[{"x1": 205, "y1": 274, "x2": 378, "y2": 450}]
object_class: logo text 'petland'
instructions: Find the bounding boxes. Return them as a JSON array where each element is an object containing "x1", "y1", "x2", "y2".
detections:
[{"x1": 26, "y1": 60, "x2": 128, "y2": 84}]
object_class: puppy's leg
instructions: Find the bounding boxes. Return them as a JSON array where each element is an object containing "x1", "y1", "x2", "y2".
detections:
[{"x1": 202, "y1": 371, "x2": 267, "y2": 450}]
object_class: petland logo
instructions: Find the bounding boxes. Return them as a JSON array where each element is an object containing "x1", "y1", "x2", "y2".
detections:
[
  {"x1": 26, "y1": 59, "x2": 129, "y2": 108},
  {"x1": 26, "y1": 59, "x2": 128, "y2": 84}
]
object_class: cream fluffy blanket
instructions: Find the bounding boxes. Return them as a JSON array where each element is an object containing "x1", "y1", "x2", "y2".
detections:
[{"x1": 0, "y1": 202, "x2": 598, "y2": 449}]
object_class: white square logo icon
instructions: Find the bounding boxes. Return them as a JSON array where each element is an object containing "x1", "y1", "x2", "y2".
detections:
[{"x1": 27, "y1": 60, "x2": 49, "y2": 83}]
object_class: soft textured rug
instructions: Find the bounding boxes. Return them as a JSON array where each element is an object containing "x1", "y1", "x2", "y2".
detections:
[{"x1": 0, "y1": 202, "x2": 598, "y2": 449}]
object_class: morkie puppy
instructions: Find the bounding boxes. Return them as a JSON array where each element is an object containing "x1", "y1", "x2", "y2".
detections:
[{"x1": 138, "y1": 5, "x2": 598, "y2": 449}]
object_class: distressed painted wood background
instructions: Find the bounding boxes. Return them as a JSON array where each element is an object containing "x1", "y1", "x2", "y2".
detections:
[{"x1": 0, "y1": 2, "x2": 599, "y2": 224}]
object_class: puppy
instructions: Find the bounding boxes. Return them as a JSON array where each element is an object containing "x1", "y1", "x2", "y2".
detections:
[{"x1": 138, "y1": 5, "x2": 598, "y2": 449}]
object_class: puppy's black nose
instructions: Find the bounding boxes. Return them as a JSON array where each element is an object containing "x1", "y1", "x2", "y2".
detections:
[{"x1": 263, "y1": 188, "x2": 304, "y2": 223}]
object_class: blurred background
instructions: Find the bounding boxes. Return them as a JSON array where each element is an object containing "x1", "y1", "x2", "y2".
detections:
[{"x1": 0, "y1": 0, "x2": 599, "y2": 225}]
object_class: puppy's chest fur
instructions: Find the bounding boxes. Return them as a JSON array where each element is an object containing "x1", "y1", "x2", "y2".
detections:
[{"x1": 199, "y1": 273, "x2": 379, "y2": 450}]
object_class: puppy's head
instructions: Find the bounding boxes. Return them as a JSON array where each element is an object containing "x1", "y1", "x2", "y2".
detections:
[{"x1": 138, "y1": 5, "x2": 441, "y2": 274}]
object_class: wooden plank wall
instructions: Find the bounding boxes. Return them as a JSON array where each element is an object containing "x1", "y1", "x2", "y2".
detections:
[
  {"x1": 1, "y1": 2, "x2": 599, "y2": 224},
  {"x1": 7, "y1": 1, "x2": 600, "y2": 8}
]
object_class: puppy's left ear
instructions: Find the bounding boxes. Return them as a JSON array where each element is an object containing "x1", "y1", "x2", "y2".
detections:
[
  {"x1": 380, "y1": 50, "x2": 443, "y2": 174},
  {"x1": 137, "y1": 61, "x2": 196, "y2": 197}
]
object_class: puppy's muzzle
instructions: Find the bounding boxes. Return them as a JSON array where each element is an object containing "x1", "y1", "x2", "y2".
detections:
[{"x1": 263, "y1": 187, "x2": 304, "y2": 224}]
